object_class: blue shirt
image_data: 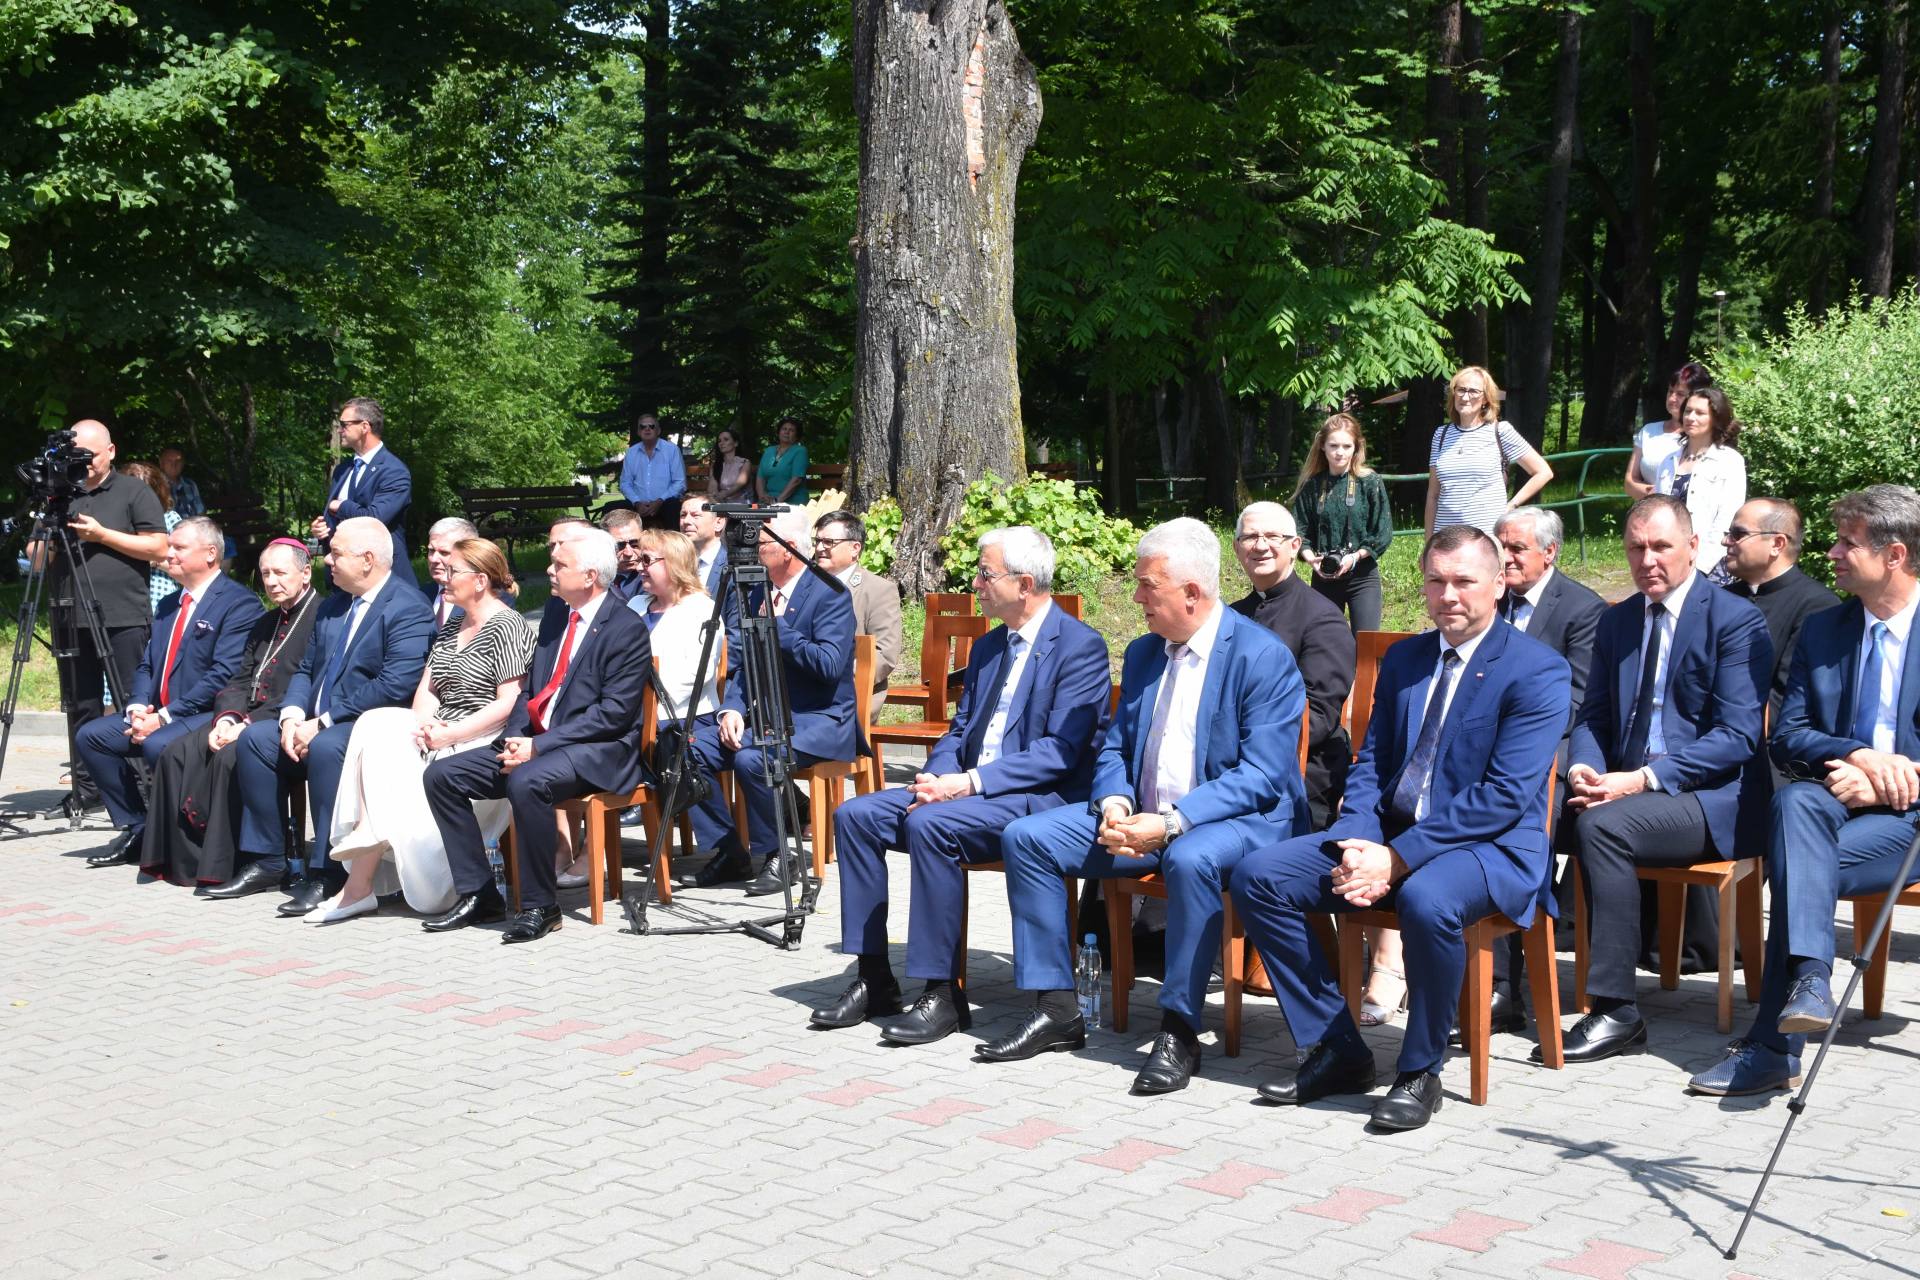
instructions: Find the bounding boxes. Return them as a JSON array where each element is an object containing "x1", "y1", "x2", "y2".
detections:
[{"x1": 619, "y1": 439, "x2": 686, "y2": 505}]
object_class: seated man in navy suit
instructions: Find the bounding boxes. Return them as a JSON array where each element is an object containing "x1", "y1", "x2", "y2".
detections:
[
  {"x1": 308, "y1": 397, "x2": 417, "y2": 587},
  {"x1": 684, "y1": 510, "x2": 858, "y2": 898},
  {"x1": 208, "y1": 518, "x2": 434, "y2": 909},
  {"x1": 1557, "y1": 496, "x2": 1769, "y2": 1062},
  {"x1": 810, "y1": 526, "x2": 1111, "y2": 1043},
  {"x1": 79, "y1": 517, "x2": 263, "y2": 869},
  {"x1": 422, "y1": 527, "x2": 651, "y2": 944},
  {"x1": 1691, "y1": 484, "x2": 1920, "y2": 1095},
  {"x1": 1232, "y1": 525, "x2": 1571, "y2": 1131},
  {"x1": 989, "y1": 518, "x2": 1308, "y2": 1096}
]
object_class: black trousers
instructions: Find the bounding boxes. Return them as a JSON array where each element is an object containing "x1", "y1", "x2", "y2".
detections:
[
  {"x1": 1309, "y1": 564, "x2": 1382, "y2": 633},
  {"x1": 54, "y1": 619, "x2": 146, "y2": 805},
  {"x1": 1571, "y1": 790, "x2": 1714, "y2": 1000},
  {"x1": 424, "y1": 743, "x2": 603, "y2": 912}
]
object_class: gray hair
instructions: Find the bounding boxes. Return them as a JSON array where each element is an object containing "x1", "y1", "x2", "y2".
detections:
[
  {"x1": 429, "y1": 516, "x2": 479, "y2": 542},
  {"x1": 570, "y1": 526, "x2": 619, "y2": 588},
  {"x1": 1494, "y1": 505, "x2": 1563, "y2": 555},
  {"x1": 333, "y1": 516, "x2": 393, "y2": 569},
  {"x1": 1136, "y1": 517, "x2": 1221, "y2": 599},
  {"x1": 1832, "y1": 484, "x2": 1920, "y2": 558},
  {"x1": 173, "y1": 515, "x2": 223, "y2": 552},
  {"x1": 601, "y1": 508, "x2": 642, "y2": 534},
  {"x1": 768, "y1": 509, "x2": 813, "y2": 558},
  {"x1": 260, "y1": 539, "x2": 311, "y2": 572},
  {"x1": 979, "y1": 525, "x2": 1056, "y2": 593},
  {"x1": 1234, "y1": 502, "x2": 1297, "y2": 539}
]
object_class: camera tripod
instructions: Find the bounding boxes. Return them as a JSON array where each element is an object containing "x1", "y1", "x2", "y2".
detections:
[
  {"x1": 621, "y1": 509, "x2": 848, "y2": 949},
  {"x1": 0, "y1": 503, "x2": 133, "y2": 834}
]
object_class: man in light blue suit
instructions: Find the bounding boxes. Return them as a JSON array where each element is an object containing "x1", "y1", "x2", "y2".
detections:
[
  {"x1": 207, "y1": 518, "x2": 434, "y2": 911},
  {"x1": 1558, "y1": 495, "x2": 1770, "y2": 1063},
  {"x1": 684, "y1": 510, "x2": 858, "y2": 898},
  {"x1": 1232, "y1": 525, "x2": 1571, "y2": 1132},
  {"x1": 810, "y1": 527, "x2": 1112, "y2": 1044},
  {"x1": 309, "y1": 397, "x2": 417, "y2": 587},
  {"x1": 986, "y1": 518, "x2": 1308, "y2": 1096},
  {"x1": 1692, "y1": 484, "x2": 1920, "y2": 1096}
]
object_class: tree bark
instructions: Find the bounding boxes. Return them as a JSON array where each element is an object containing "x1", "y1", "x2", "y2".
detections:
[
  {"x1": 1398, "y1": 0, "x2": 1463, "y2": 473},
  {"x1": 849, "y1": 0, "x2": 1041, "y2": 597},
  {"x1": 634, "y1": 0, "x2": 671, "y2": 415},
  {"x1": 1602, "y1": 8, "x2": 1659, "y2": 441},
  {"x1": 1857, "y1": 0, "x2": 1910, "y2": 298},
  {"x1": 1514, "y1": 7, "x2": 1582, "y2": 445},
  {"x1": 1456, "y1": 7, "x2": 1491, "y2": 371},
  {"x1": 1810, "y1": 9, "x2": 1845, "y2": 316}
]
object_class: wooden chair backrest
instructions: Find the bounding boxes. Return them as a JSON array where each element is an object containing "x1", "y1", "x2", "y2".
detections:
[
  {"x1": 1053, "y1": 594, "x2": 1082, "y2": 619},
  {"x1": 925, "y1": 590, "x2": 1080, "y2": 620},
  {"x1": 1347, "y1": 630, "x2": 1419, "y2": 757},
  {"x1": 919, "y1": 611, "x2": 991, "y2": 720},
  {"x1": 852, "y1": 634, "x2": 876, "y2": 753},
  {"x1": 1297, "y1": 709, "x2": 1311, "y2": 774}
]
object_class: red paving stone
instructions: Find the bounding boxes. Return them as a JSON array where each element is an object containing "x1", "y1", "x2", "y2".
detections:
[
  {"x1": 982, "y1": 1118, "x2": 1078, "y2": 1150},
  {"x1": 146, "y1": 937, "x2": 218, "y2": 955},
  {"x1": 396, "y1": 992, "x2": 483, "y2": 1014},
  {"x1": 517, "y1": 1019, "x2": 606, "y2": 1042},
  {"x1": 0, "y1": 902, "x2": 52, "y2": 916},
  {"x1": 342, "y1": 982, "x2": 423, "y2": 1001},
  {"x1": 454, "y1": 1005, "x2": 544, "y2": 1027},
  {"x1": 290, "y1": 969, "x2": 374, "y2": 990},
  {"x1": 890, "y1": 1098, "x2": 990, "y2": 1127},
  {"x1": 17, "y1": 912, "x2": 88, "y2": 928},
  {"x1": 581, "y1": 1030, "x2": 673, "y2": 1056},
  {"x1": 1078, "y1": 1139, "x2": 1182, "y2": 1173},
  {"x1": 1296, "y1": 1186, "x2": 1407, "y2": 1224},
  {"x1": 725, "y1": 1063, "x2": 820, "y2": 1088},
  {"x1": 1177, "y1": 1160, "x2": 1287, "y2": 1199},
  {"x1": 239, "y1": 958, "x2": 319, "y2": 978},
  {"x1": 804, "y1": 1079, "x2": 905, "y2": 1108},
  {"x1": 1544, "y1": 1240, "x2": 1669, "y2": 1279},
  {"x1": 1413, "y1": 1209, "x2": 1529, "y2": 1253},
  {"x1": 650, "y1": 1045, "x2": 747, "y2": 1072},
  {"x1": 189, "y1": 948, "x2": 270, "y2": 966},
  {"x1": 101, "y1": 929, "x2": 173, "y2": 945}
]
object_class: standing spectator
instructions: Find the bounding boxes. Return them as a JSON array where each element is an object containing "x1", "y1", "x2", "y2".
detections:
[
  {"x1": 618, "y1": 413, "x2": 686, "y2": 528},
  {"x1": 1291, "y1": 413, "x2": 1394, "y2": 633},
  {"x1": 121, "y1": 462, "x2": 183, "y2": 611},
  {"x1": 707, "y1": 428, "x2": 755, "y2": 503},
  {"x1": 158, "y1": 447, "x2": 206, "y2": 518},
  {"x1": 310, "y1": 396, "x2": 417, "y2": 587},
  {"x1": 757, "y1": 417, "x2": 810, "y2": 506},
  {"x1": 1424, "y1": 366, "x2": 1553, "y2": 536},
  {"x1": 1654, "y1": 386, "x2": 1746, "y2": 578},
  {"x1": 1625, "y1": 362, "x2": 1713, "y2": 500}
]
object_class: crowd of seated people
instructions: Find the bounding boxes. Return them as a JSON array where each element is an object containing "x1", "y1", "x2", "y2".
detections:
[{"x1": 62, "y1": 395, "x2": 1920, "y2": 1134}]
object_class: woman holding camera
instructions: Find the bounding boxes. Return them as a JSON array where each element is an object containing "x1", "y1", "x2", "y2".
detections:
[{"x1": 1291, "y1": 413, "x2": 1394, "y2": 633}]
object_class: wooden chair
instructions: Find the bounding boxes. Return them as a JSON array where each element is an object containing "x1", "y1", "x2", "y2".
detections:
[
  {"x1": 793, "y1": 635, "x2": 879, "y2": 877},
  {"x1": 1102, "y1": 713, "x2": 1313, "y2": 1057},
  {"x1": 1347, "y1": 630, "x2": 1419, "y2": 746},
  {"x1": 1848, "y1": 885, "x2": 1920, "y2": 1018}
]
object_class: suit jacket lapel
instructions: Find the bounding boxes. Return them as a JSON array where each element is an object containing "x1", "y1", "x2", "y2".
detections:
[
  {"x1": 1667, "y1": 572, "x2": 1708, "y2": 694},
  {"x1": 1402, "y1": 633, "x2": 1439, "y2": 750},
  {"x1": 1835, "y1": 597, "x2": 1867, "y2": 730},
  {"x1": 1011, "y1": 607, "x2": 1063, "y2": 747},
  {"x1": 1434, "y1": 621, "x2": 1503, "y2": 759},
  {"x1": 1133, "y1": 645, "x2": 1170, "y2": 783},
  {"x1": 1190, "y1": 613, "x2": 1234, "y2": 780},
  {"x1": 962, "y1": 631, "x2": 1010, "y2": 761},
  {"x1": 1615, "y1": 603, "x2": 1641, "y2": 747}
]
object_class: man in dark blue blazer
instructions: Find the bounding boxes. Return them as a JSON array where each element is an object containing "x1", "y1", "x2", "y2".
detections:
[
  {"x1": 1232, "y1": 526, "x2": 1571, "y2": 1131},
  {"x1": 679, "y1": 498, "x2": 728, "y2": 599},
  {"x1": 1557, "y1": 496, "x2": 1770, "y2": 1062},
  {"x1": 422, "y1": 527, "x2": 650, "y2": 944},
  {"x1": 683, "y1": 511, "x2": 858, "y2": 898},
  {"x1": 1692, "y1": 484, "x2": 1920, "y2": 1096},
  {"x1": 80, "y1": 518, "x2": 263, "y2": 868},
  {"x1": 810, "y1": 527, "x2": 1111, "y2": 1043},
  {"x1": 308, "y1": 397, "x2": 417, "y2": 587},
  {"x1": 208, "y1": 518, "x2": 434, "y2": 908},
  {"x1": 986, "y1": 519, "x2": 1309, "y2": 1096}
]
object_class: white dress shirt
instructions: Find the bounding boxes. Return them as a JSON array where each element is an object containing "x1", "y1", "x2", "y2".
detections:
[
  {"x1": 1636, "y1": 571, "x2": 1695, "y2": 770},
  {"x1": 967, "y1": 601, "x2": 1053, "y2": 794},
  {"x1": 1129, "y1": 602, "x2": 1226, "y2": 818},
  {"x1": 284, "y1": 571, "x2": 391, "y2": 727},
  {"x1": 139, "y1": 572, "x2": 221, "y2": 723},
  {"x1": 1414, "y1": 622, "x2": 1492, "y2": 821},
  {"x1": 1856, "y1": 587, "x2": 1920, "y2": 753},
  {"x1": 1507, "y1": 566, "x2": 1555, "y2": 633}
]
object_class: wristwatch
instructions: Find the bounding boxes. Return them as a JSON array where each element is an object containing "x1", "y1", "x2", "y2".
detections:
[{"x1": 1159, "y1": 804, "x2": 1185, "y2": 842}]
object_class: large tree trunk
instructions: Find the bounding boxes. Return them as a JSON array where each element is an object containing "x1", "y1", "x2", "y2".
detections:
[
  {"x1": 1602, "y1": 9, "x2": 1659, "y2": 440},
  {"x1": 1398, "y1": 0, "x2": 1463, "y2": 473},
  {"x1": 1810, "y1": 9, "x2": 1845, "y2": 316},
  {"x1": 634, "y1": 0, "x2": 671, "y2": 416},
  {"x1": 1857, "y1": 0, "x2": 1910, "y2": 298},
  {"x1": 1456, "y1": 8, "x2": 1491, "y2": 372},
  {"x1": 1513, "y1": 8, "x2": 1582, "y2": 445},
  {"x1": 848, "y1": 0, "x2": 1041, "y2": 596}
]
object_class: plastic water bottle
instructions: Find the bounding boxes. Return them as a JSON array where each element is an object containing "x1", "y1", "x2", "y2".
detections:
[
  {"x1": 1075, "y1": 933, "x2": 1103, "y2": 1029},
  {"x1": 484, "y1": 837, "x2": 508, "y2": 903}
]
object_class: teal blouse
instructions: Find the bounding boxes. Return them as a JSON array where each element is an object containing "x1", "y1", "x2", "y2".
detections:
[{"x1": 759, "y1": 443, "x2": 809, "y2": 504}]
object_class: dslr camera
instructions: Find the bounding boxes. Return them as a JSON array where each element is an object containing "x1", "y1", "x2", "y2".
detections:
[
  {"x1": 1318, "y1": 551, "x2": 1346, "y2": 577},
  {"x1": 16, "y1": 429, "x2": 95, "y2": 511}
]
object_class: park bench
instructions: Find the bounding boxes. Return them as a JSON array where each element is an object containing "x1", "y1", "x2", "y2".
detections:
[{"x1": 457, "y1": 484, "x2": 591, "y2": 572}]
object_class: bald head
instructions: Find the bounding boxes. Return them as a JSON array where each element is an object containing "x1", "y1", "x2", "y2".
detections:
[{"x1": 69, "y1": 420, "x2": 115, "y2": 486}]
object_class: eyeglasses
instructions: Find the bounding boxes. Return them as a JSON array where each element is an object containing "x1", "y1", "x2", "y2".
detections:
[
  {"x1": 636, "y1": 554, "x2": 666, "y2": 569},
  {"x1": 1723, "y1": 527, "x2": 1777, "y2": 543},
  {"x1": 1235, "y1": 532, "x2": 1297, "y2": 546},
  {"x1": 445, "y1": 566, "x2": 486, "y2": 579},
  {"x1": 814, "y1": 537, "x2": 859, "y2": 550},
  {"x1": 614, "y1": 538, "x2": 643, "y2": 551},
  {"x1": 974, "y1": 568, "x2": 1018, "y2": 585},
  {"x1": 1454, "y1": 388, "x2": 1485, "y2": 399},
  {"x1": 335, "y1": 417, "x2": 367, "y2": 429}
]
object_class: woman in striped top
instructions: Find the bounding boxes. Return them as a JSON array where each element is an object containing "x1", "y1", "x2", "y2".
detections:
[{"x1": 1424, "y1": 366, "x2": 1553, "y2": 536}]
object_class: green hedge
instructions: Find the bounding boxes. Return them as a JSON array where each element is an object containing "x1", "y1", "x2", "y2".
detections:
[{"x1": 858, "y1": 473, "x2": 1139, "y2": 593}]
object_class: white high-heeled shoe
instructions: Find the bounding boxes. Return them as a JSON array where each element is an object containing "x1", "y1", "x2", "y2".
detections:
[{"x1": 309, "y1": 893, "x2": 379, "y2": 925}]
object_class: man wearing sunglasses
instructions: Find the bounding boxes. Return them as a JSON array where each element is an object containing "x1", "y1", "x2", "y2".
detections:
[
  {"x1": 1722, "y1": 498, "x2": 1839, "y2": 719},
  {"x1": 602, "y1": 509, "x2": 648, "y2": 606},
  {"x1": 310, "y1": 397, "x2": 417, "y2": 587}
]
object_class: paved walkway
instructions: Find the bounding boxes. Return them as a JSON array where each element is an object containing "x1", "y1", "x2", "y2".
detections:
[{"x1": 2, "y1": 730, "x2": 1916, "y2": 1279}]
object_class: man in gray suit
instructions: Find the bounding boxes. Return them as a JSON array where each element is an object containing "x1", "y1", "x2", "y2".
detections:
[{"x1": 813, "y1": 510, "x2": 903, "y2": 695}]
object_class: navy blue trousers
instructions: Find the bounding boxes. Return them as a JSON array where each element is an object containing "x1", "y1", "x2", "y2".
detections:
[
  {"x1": 1231, "y1": 834, "x2": 1497, "y2": 1076},
  {"x1": 75, "y1": 712, "x2": 206, "y2": 833},
  {"x1": 685, "y1": 722, "x2": 822, "y2": 859},
  {"x1": 834, "y1": 788, "x2": 1049, "y2": 980},
  {"x1": 232, "y1": 717, "x2": 352, "y2": 875}
]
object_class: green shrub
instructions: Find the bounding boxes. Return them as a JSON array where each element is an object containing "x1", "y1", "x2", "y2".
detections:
[
  {"x1": 939, "y1": 472, "x2": 1139, "y2": 593},
  {"x1": 860, "y1": 497, "x2": 901, "y2": 576},
  {"x1": 1726, "y1": 291, "x2": 1920, "y2": 574}
]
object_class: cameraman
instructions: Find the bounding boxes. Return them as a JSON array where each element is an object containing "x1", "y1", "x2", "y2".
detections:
[{"x1": 29, "y1": 420, "x2": 168, "y2": 812}]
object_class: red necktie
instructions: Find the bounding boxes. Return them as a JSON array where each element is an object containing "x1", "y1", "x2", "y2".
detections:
[
  {"x1": 157, "y1": 592, "x2": 194, "y2": 706},
  {"x1": 526, "y1": 610, "x2": 581, "y2": 733}
]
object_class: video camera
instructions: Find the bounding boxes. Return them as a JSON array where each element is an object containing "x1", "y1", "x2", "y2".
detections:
[
  {"x1": 711, "y1": 501, "x2": 792, "y2": 566},
  {"x1": 16, "y1": 430, "x2": 95, "y2": 512}
]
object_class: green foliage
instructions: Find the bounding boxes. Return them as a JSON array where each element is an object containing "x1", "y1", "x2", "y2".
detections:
[
  {"x1": 939, "y1": 473, "x2": 1139, "y2": 593},
  {"x1": 1725, "y1": 290, "x2": 1920, "y2": 569},
  {"x1": 859, "y1": 496, "x2": 901, "y2": 577}
]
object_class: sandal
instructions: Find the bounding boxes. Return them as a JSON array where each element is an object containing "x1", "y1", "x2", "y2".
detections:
[{"x1": 1358, "y1": 962, "x2": 1408, "y2": 1026}]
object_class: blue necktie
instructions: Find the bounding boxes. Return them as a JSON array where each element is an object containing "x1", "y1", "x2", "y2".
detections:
[
  {"x1": 1385, "y1": 650, "x2": 1461, "y2": 827},
  {"x1": 1855, "y1": 621, "x2": 1890, "y2": 746},
  {"x1": 315, "y1": 597, "x2": 364, "y2": 717},
  {"x1": 963, "y1": 633, "x2": 1024, "y2": 767},
  {"x1": 349, "y1": 457, "x2": 366, "y2": 496}
]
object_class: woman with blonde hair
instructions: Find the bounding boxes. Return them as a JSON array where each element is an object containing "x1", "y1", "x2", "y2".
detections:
[
  {"x1": 314, "y1": 537, "x2": 537, "y2": 923},
  {"x1": 1424, "y1": 366, "x2": 1553, "y2": 536},
  {"x1": 1290, "y1": 413, "x2": 1394, "y2": 633},
  {"x1": 628, "y1": 528, "x2": 721, "y2": 718}
]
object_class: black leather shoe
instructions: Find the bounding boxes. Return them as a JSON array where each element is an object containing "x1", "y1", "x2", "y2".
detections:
[
  {"x1": 204, "y1": 862, "x2": 283, "y2": 900},
  {"x1": 809, "y1": 977, "x2": 903, "y2": 1030},
  {"x1": 1257, "y1": 1042, "x2": 1377, "y2": 1105},
  {"x1": 421, "y1": 889, "x2": 509, "y2": 933},
  {"x1": 686, "y1": 851, "x2": 754, "y2": 889},
  {"x1": 744, "y1": 854, "x2": 801, "y2": 898},
  {"x1": 1537, "y1": 1007, "x2": 1648, "y2": 1064},
  {"x1": 501, "y1": 904, "x2": 562, "y2": 944},
  {"x1": 1448, "y1": 988, "x2": 1527, "y2": 1046},
  {"x1": 976, "y1": 1007, "x2": 1086, "y2": 1062},
  {"x1": 879, "y1": 986, "x2": 970, "y2": 1045},
  {"x1": 1370, "y1": 1070, "x2": 1444, "y2": 1131},
  {"x1": 86, "y1": 828, "x2": 141, "y2": 868},
  {"x1": 1132, "y1": 1032, "x2": 1201, "y2": 1095},
  {"x1": 276, "y1": 878, "x2": 334, "y2": 917}
]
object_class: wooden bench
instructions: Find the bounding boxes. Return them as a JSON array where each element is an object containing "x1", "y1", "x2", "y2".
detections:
[
  {"x1": 205, "y1": 490, "x2": 287, "y2": 583},
  {"x1": 458, "y1": 485, "x2": 590, "y2": 572}
]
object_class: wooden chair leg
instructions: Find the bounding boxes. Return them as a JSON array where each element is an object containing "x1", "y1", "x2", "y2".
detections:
[
  {"x1": 1106, "y1": 884, "x2": 1134, "y2": 1034},
  {"x1": 502, "y1": 822, "x2": 522, "y2": 911},
  {"x1": 1337, "y1": 917, "x2": 1367, "y2": 1019},
  {"x1": 1521, "y1": 916, "x2": 1564, "y2": 1069},
  {"x1": 584, "y1": 799, "x2": 606, "y2": 926},
  {"x1": 1738, "y1": 863, "x2": 1763, "y2": 1001},
  {"x1": 1714, "y1": 876, "x2": 1736, "y2": 1034},
  {"x1": 1862, "y1": 898, "x2": 1894, "y2": 1019},
  {"x1": 651, "y1": 801, "x2": 676, "y2": 906},
  {"x1": 1656, "y1": 880, "x2": 1685, "y2": 992},
  {"x1": 1572, "y1": 862, "x2": 1590, "y2": 1014},
  {"x1": 1222, "y1": 893, "x2": 1242, "y2": 1058},
  {"x1": 1465, "y1": 921, "x2": 1494, "y2": 1106},
  {"x1": 808, "y1": 774, "x2": 828, "y2": 879},
  {"x1": 956, "y1": 875, "x2": 970, "y2": 993}
]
